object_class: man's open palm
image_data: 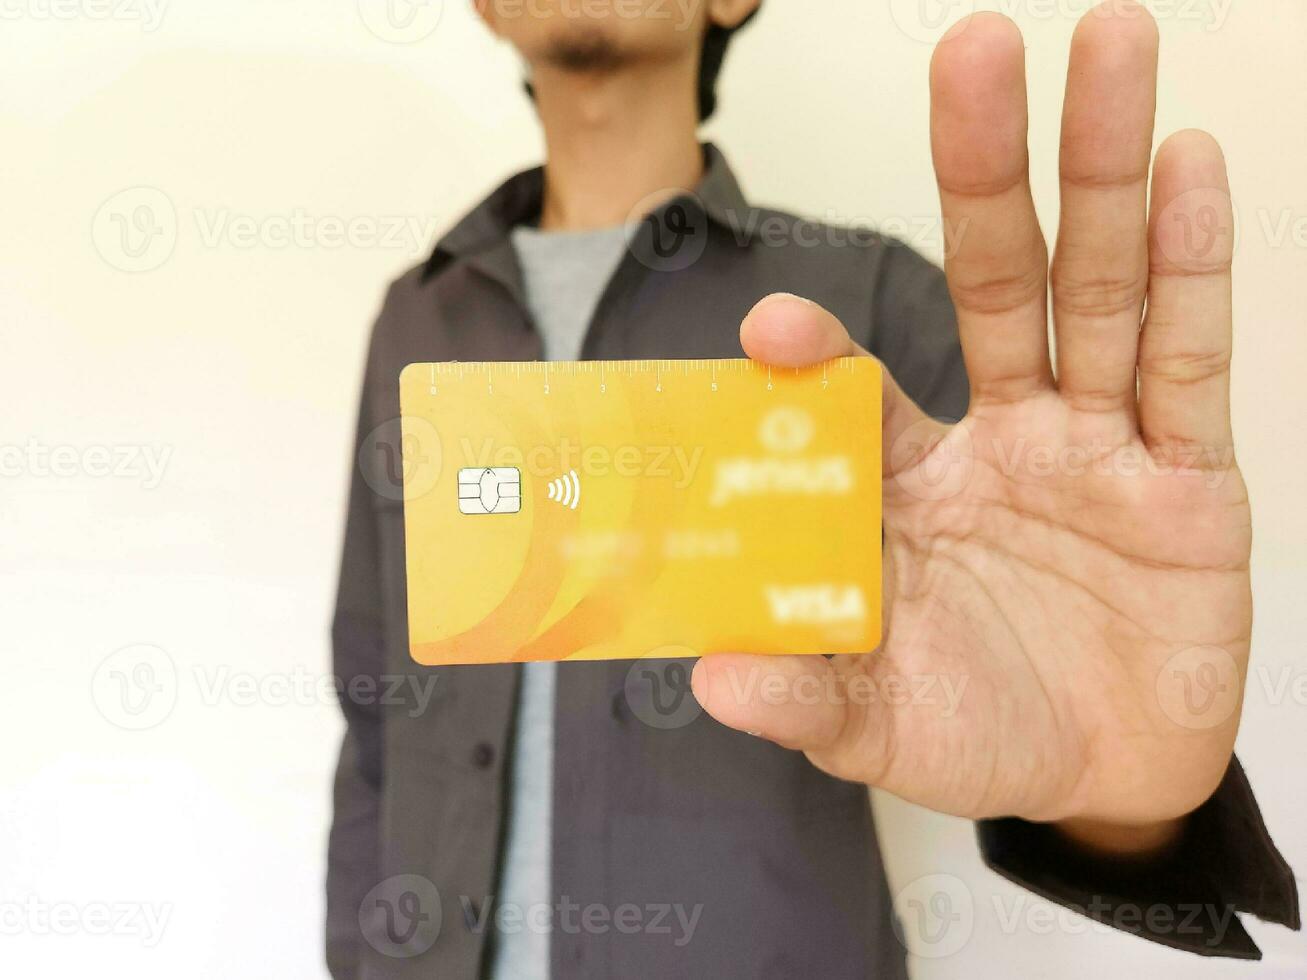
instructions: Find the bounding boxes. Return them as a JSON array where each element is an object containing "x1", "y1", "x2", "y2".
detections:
[{"x1": 693, "y1": 5, "x2": 1248, "y2": 838}]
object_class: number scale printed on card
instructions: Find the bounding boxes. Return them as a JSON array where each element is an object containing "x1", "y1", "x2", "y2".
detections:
[{"x1": 398, "y1": 358, "x2": 881, "y2": 666}]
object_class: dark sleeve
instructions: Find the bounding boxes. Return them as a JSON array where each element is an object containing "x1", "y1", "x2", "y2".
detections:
[
  {"x1": 869, "y1": 238, "x2": 969, "y2": 422},
  {"x1": 325, "y1": 311, "x2": 388, "y2": 980},
  {"x1": 870, "y1": 242, "x2": 1301, "y2": 958},
  {"x1": 979, "y1": 758, "x2": 1300, "y2": 958}
]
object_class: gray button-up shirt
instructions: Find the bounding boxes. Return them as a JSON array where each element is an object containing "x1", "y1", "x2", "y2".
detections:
[{"x1": 327, "y1": 146, "x2": 1298, "y2": 979}]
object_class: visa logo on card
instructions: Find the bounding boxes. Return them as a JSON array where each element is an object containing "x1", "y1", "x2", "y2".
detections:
[{"x1": 399, "y1": 358, "x2": 881, "y2": 666}]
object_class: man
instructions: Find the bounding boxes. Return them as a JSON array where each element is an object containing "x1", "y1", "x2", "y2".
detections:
[{"x1": 328, "y1": 2, "x2": 1298, "y2": 977}]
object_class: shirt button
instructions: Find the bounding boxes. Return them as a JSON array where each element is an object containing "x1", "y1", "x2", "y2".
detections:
[{"x1": 472, "y1": 742, "x2": 496, "y2": 768}]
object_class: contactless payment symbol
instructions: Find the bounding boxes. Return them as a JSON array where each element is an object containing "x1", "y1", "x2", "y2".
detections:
[
  {"x1": 546, "y1": 469, "x2": 582, "y2": 511},
  {"x1": 458, "y1": 467, "x2": 521, "y2": 515}
]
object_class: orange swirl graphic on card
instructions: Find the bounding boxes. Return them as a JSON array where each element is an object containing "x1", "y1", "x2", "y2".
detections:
[{"x1": 399, "y1": 358, "x2": 881, "y2": 665}]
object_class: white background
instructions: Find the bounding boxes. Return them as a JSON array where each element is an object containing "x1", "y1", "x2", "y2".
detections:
[{"x1": 2, "y1": 0, "x2": 1305, "y2": 976}]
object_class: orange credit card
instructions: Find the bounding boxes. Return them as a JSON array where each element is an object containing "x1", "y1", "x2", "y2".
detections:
[{"x1": 399, "y1": 358, "x2": 881, "y2": 666}]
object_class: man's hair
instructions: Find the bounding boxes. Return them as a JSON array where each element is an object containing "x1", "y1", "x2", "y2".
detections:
[{"x1": 698, "y1": 8, "x2": 760, "y2": 121}]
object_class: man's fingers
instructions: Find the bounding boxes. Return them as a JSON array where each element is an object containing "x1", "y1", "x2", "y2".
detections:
[
  {"x1": 1139, "y1": 130, "x2": 1235, "y2": 462},
  {"x1": 1052, "y1": 2, "x2": 1157, "y2": 417},
  {"x1": 931, "y1": 13, "x2": 1053, "y2": 404},
  {"x1": 739, "y1": 293, "x2": 943, "y2": 476}
]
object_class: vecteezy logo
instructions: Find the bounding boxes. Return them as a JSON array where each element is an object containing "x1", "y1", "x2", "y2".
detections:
[
  {"x1": 888, "y1": 0, "x2": 974, "y2": 45},
  {"x1": 624, "y1": 190, "x2": 707, "y2": 273},
  {"x1": 891, "y1": 873, "x2": 974, "y2": 959},
  {"x1": 458, "y1": 467, "x2": 521, "y2": 515},
  {"x1": 360, "y1": 417, "x2": 443, "y2": 503},
  {"x1": 359, "y1": 874, "x2": 442, "y2": 959},
  {"x1": 91, "y1": 187, "x2": 178, "y2": 273},
  {"x1": 647, "y1": 204, "x2": 692, "y2": 259},
  {"x1": 546, "y1": 469, "x2": 582, "y2": 511},
  {"x1": 1157, "y1": 645, "x2": 1241, "y2": 730},
  {"x1": 91, "y1": 644, "x2": 178, "y2": 731},
  {"x1": 1155, "y1": 187, "x2": 1241, "y2": 268},
  {"x1": 623, "y1": 646, "x2": 704, "y2": 730},
  {"x1": 889, "y1": 417, "x2": 974, "y2": 502},
  {"x1": 357, "y1": 0, "x2": 444, "y2": 44}
]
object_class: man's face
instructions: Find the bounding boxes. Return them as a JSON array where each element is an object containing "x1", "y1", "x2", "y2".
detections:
[{"x1": 476, "y1": 0, "x2": 713, "y2": 72}]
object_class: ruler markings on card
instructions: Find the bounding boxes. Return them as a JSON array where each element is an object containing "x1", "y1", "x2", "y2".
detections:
[{"x1": 411, "y1": 357, "x2": 859, "y2": 396}]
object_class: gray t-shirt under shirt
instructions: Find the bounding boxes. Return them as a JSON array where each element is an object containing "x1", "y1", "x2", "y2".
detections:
[
  {"x1": 512, "y1": 224, "x2": 630, "y2": 360},
  {"x1": 490, "y1": 224, "x2": 628, "y2": 980}
]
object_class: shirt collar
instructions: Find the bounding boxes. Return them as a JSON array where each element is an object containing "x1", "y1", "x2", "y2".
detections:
[{"x1": 421, "y1": 143, "x2": 751, "y2": 282}]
